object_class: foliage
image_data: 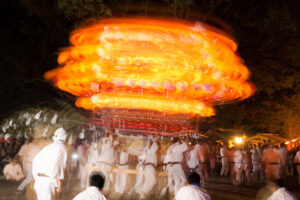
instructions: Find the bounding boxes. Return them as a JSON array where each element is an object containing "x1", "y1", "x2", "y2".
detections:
[{"x1": 58, "y1": 0, "x2": 111, "y2": 20}]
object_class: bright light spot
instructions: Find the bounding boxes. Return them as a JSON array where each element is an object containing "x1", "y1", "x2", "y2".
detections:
[
  {"x1": 235, "y1": 137, "x2": 243, "y2": 144},
  {"x1": 285, "y1": 142, "x2": 290, "y2": 144},
  {"x1": 72, "y1": 153, "x2": 78, "y2": 160}
]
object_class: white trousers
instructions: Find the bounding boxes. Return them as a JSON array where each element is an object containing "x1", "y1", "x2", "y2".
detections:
[
  {"x1": 169, "y1": 164, "x2": 186, "y2": 195},
  {"x1": 141, "y1": 165, "x2": 156, "y2": 195},
  {"x1": 134, "y1": 163, "x2": 144, "y2": 194},
  {"x1": 18, "y1": 164, "x2": 33, "y2": 191},
  {"x1": 97, "y1": 162, "x2": 113, "y2": 191},
  {"x1": 34, "y1": 177, "x2": 57, "y2": 200},
  {"x1": 220, "y1": 158, "x2": 229, "y2": 176},
  {"x1": 115, "y1": 164, "x2": 128, "y2": 194},
  {"x1": 78, "y1": 164, "x2": 89, "y2": 188}
]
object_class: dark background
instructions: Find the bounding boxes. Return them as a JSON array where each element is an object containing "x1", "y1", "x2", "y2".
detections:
[{"x1": 1, "y1": 0, "x2": 299, "y2": 137}]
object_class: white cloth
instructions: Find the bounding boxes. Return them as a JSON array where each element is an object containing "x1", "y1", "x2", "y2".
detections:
[
  {"x1": 175, "y1": 185, "x2": 211, "y2": 200},
  {"x1": 115, "y1": 151, "x2": 129, "y2": 194},
  {"x1": 187, "y1": 144, "x2": 200, "y2": 169},
  {"x1": 165, "y1": 142, "x2": 188, "y2": 195},
  {"x1": 97, "y1": 137, "x2": 116, "y2": 191},
  {"x1": 73, "y1": 186, "x2": 107, "y2": 200},
  {"x1": 99, "y1": 138, "x2": 115, "y2": 164},
  {"x1": 3, "y1": 163, "x2": 24, "y2": 181},
  {"x1": 32, "y1": 141, "x2": 67, "y2": 200},
  {"x1": 267, "y1": 188, "x2": 297, "y2": 200}
]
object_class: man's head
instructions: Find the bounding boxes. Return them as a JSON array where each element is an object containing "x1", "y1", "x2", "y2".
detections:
[
  {"x1": 187, "y1": 172, "x2": 200, "y2": 185},
  {"x1": 89, "y1": 172, "x2": 105, "y2": 190},
  {"x1": 52, "y1": 128, "x2": 67, "y2": 142}
]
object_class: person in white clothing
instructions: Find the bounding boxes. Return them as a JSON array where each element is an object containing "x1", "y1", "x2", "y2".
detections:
[
  {"x1": 278, "y1": 143, "x2": 287, "y2": 179},
  {"x1": 232, "y1": 147, "x2": 243, "y2": 185},
  {"x1": 261, "y1": 144, "x2": 282, "y2": 182},
  {"x1": 220, "y1": 145, "x2": 229, "y2": 176},
  {"x1": 97, "y1": 135, "x2": 118, "y2": 191},
  {"x1": 175, "y1": 172, "x2": 211, "y2": 200},
  {"x1": 77, "y1": 139, "x2": 90, "y2": 188},
  {"x1": 186, "y1": 142, "x2": 200, "y2": 173},
  {"x1": 32, "y1": 127, "x2": 68, "y2": 200},
  {"x1": 197, "y1": 141, "x2": 209, "y2": 186},
  {"x1": 267, "y1": 179, "x2": 297, "y2": 200},
  {"x1": 17, "y1": 139, "x2": 40, "y2": 192},
  {"x1": 115, "y1": 148, "x2": 129, "y2": 195},
  {"x1": 165, "y1": 138, "x2": 188, "y2": 195},
  {"x1": 293, "y1": 147, "x2": 300, "y2": 185},
  {"x1": 73, "y1": 173, "x2": 108, "y2": 200},
  {"x1": 3, "y1": 159, "x2": 24, "y2": 181},
  {"x1": 139, "y1": 139, "x2": 159, "y2": 198}
]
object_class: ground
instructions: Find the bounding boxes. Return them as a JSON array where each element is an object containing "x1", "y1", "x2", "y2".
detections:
[{"x1": 0, "y1": 175, "x2": 299, "y2": 200}]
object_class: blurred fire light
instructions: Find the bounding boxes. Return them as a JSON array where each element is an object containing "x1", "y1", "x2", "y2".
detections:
[
  {"x1": 235, "y1": 137, "x2": 243, "y2": 144},
  {"x1": 45, "y1": 18, "x2": 255, "y2": 116}
]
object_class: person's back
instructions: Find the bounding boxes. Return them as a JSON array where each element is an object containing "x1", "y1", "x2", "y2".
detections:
[
  {"x1": 175, "y1": 172, "x2": 211, "y2": 200},
  {"x1": 267, "y1": 179, "x2": 297, "y2": 200},
  {"x1": 73, "y1": 173, "x2": 107, "y2": 200}
]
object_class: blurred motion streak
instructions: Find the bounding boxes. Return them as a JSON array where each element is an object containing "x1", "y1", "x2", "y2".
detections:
[{"x1": 45, "y1": 18, "x2": 255, "y2": 116}]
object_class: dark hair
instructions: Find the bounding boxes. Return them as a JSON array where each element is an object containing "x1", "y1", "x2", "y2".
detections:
[
  {"x1": 187, "y1": 172, "x2": 200, "y2": 184},
  {"x1": 275, "y1": 179, "x2": 284, "y2": 188},
  {"x1": 89, "y1": 172, "x2": 105, "y2": 189}
]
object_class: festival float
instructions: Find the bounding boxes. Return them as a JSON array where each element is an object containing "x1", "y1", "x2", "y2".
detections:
[{"x1": 44, "y1": 18, "x2": 255, "y2": 137}]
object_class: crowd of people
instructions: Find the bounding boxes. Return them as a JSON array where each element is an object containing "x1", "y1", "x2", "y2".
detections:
[{"x1": 0, "y1": 128, "x2": 299, "y2": 200}]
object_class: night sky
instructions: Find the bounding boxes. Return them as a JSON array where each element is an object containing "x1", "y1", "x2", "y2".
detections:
[{"x1": 1, "y1": 0, "x2": 299, "y2": 137}]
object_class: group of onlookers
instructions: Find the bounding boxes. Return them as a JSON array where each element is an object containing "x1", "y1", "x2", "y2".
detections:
[{"x1": 1, "y1": 131, "x2": 300, "y2": 200}]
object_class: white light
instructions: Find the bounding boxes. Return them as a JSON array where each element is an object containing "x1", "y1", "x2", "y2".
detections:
[
  {"x1": 235, "y1": 137, "x2": 243, "y2": 144},
  {"x1": 72, "y1": 153, "x2": 78, "y2": 160},
  {"x1": 285, "y1": 142, "x2": 290, "y2": 144}
]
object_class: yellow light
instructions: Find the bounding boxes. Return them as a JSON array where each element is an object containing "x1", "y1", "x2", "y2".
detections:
[
  {"x1": 235, "y1": 137, "x2": 243, "y2": 144},
  {"x1": 285, "y1": 142, "x2": 290, "y2": 144},
  {"x1": 44, "y1": 18, "x2": 255, "y2": 115}
]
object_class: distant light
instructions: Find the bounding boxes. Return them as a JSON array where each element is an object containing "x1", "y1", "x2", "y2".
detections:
[
  {"x1": 285, "y1": 142, "x2": 290, "y2": 144},
  {"x1": 235, "y1": 137, "x2": 243, "y2": 144},
  {"x1": 72, "y1": 153, "x2": 78, "y2": 160},
  {"x1": 292, "y1": 139, "x2": 297, "y2": 142}
]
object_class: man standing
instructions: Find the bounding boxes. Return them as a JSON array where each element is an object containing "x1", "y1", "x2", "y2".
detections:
[
  {"x1": 198, "y1": 141, "x2": 209, "y2": 186},
  {"x1": 77, "y1": 139, "x2": 90, "y2": 188},
  {"x1": 278, "y1": 143, "x2": 287, "y2": 179},
  {"x1": 17, "y1": 138, "x2": 40, "y2": 193},
  {"x1": 32, "y1": 127, "x2": 68, "y2": 200},
  {"x1": 115, "y1": 147, "x2": 129, "y2": 195},
  {"x1": 293, "y1": 147, "x2": 300, "y2": 185},
  {"x1": 165, "y1": 138, "x2": 188, "y2": 195},
  {"x1": 261, "y1": 143, "x2": 282, "y2": 182},
  {"x1": 220, "y1": 144, "x2": 229, "y2": 176},
  {"x1": 97, "y1": 134, "x2": 117, "y2": 191},
  {"x1": 186, "y1": 141, "x2": 200, "y2": 174},
  {"x1": 139, "y1": 139, "x2": 159, "y2": 198}
]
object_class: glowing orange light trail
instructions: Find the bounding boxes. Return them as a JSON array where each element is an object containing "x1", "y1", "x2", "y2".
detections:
[{"x1": 45, "y1": 18, "x2": 255, "y2": 116}]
